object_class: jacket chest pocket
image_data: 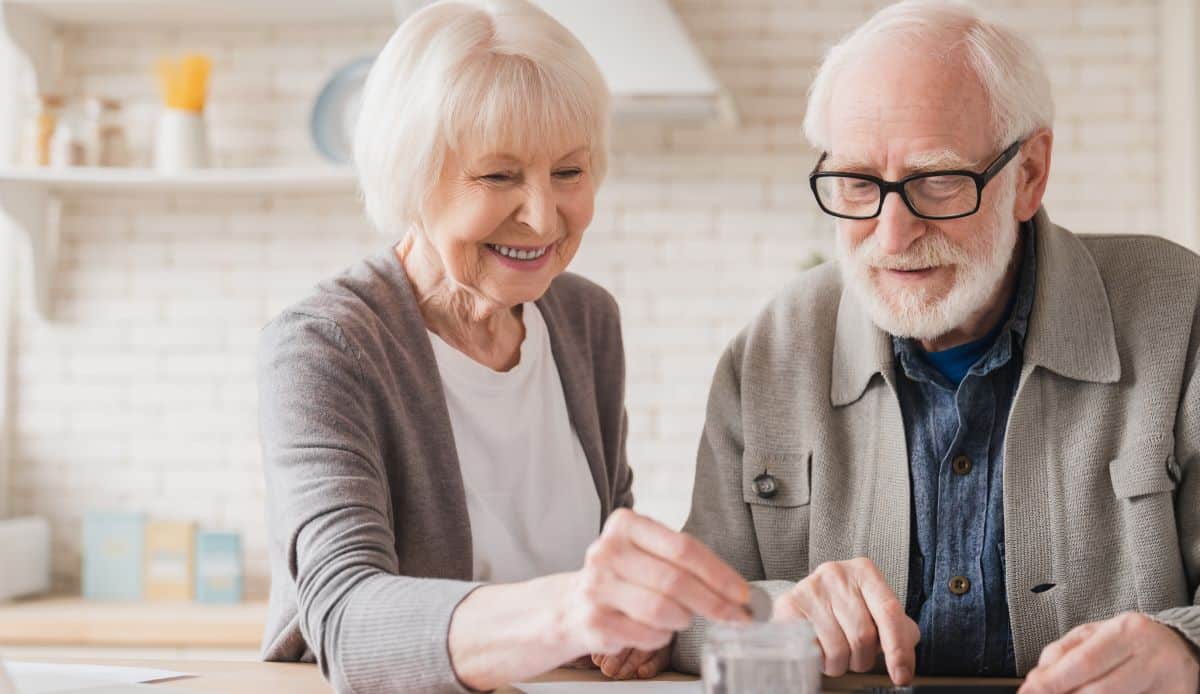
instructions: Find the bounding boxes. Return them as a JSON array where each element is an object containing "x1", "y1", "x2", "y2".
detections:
[
  {"x1": 1108, "y1": 434, "x2": 1179, "y2": 500},
  {"x1": 742, "y1": 448, "x2": 811, "y2": 579},
  {"x1": 1106, "y1": 433, "x2": 1187, "y2": 609}
]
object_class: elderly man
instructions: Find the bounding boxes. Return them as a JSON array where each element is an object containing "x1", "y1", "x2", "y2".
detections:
[{"x1": 667, "y1": 1, "x2": 1200, "y2": 692}]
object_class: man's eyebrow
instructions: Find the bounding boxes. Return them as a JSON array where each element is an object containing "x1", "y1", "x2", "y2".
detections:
[
  {"x1": 822, "y1": 149, "x2": 978, "y2": 174},
  {"x1": 904, "y1": 149, "x2": 977, "y2": 172},
  {"x1": 821, "y1": 154, "x2": 876, "y2": 172}
]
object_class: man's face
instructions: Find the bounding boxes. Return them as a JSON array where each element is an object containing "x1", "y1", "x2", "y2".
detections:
[{"x1": 827, "y1": 46, "x2": 1022, "y2": 342}]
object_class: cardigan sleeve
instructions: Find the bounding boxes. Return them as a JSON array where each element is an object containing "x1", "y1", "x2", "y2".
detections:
[{"x1": 258, "y1": 311, "x2": 481, "y2": 694}]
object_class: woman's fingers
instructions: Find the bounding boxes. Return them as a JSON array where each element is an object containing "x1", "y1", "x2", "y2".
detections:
[
  {"x1": 637, "y1": 646, "x2": 673, "y2": 679},
  {"x1": 576, "y1": 509, "x2": 751, "y2": 661},
  {"x1": 579, "y1": 567, "x2": 693, "y2": 632},
  {"x1": 604, "y1": 509, "x2": 750, "y2": 606},
  {"x1": 578, "y1": 604, "x2": 674, "y2": 655},
  {"x1": 617, "y1": 648, "x2": 658, "y2": 680},
  {"x1": 596, "y1": 646, "x2": 672, "y2": 681},
  {"x1": 596, "y1": 536, "x2": 747, "y2": 623},
  {"x1": 595, "y1": 648, "x2": 633, "y2": 679}
]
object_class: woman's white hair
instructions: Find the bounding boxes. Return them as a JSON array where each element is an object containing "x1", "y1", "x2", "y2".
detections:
[
  {"x1": 354, "y1": 0, "x2": 611, "y2": 235},
  {"x1": 804, "y1": 0, "x2": 1054, "y2": 151}
]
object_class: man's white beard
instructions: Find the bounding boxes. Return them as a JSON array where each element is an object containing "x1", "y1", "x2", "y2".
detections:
[{"x1": 836, "y1": 173, "x2": 1020, "y2": 342}]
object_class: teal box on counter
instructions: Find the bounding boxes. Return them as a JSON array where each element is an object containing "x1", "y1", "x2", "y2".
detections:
[
  {"x1": 194, "y1": 531, "x2": 242, "y2": 604},
  {"x1": 82, "y1": 511, "x2": 146, "y2": 601}
]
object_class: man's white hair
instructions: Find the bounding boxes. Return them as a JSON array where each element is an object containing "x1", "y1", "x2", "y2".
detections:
[
  {"x1": 354, "y1": 0, "x2": 611, "y2": 235},
  {"x1": 804, "y1": 0, "x2": 1054, "y2": 151}
]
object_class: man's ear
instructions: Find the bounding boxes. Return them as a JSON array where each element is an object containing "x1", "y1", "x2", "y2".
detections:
[{"x1": 1013, "y1": 128, "x2": 1053, "y2": 222}]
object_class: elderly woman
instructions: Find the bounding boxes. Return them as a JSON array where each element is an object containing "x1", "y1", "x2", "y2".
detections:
[{"x1": 257, "y1": 1, "x2": 751, "y2": 692}]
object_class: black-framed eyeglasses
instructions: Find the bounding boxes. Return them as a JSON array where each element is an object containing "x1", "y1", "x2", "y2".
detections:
[{"x1": 808, "y1": 140, "x2": 1024, "y2": 221}]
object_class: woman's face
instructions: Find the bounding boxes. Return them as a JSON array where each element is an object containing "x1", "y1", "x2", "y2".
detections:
[{"x1": 417, "y1": 141, "x2": 596, "y2": 311}]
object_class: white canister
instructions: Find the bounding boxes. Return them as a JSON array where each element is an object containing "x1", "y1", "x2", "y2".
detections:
[
  {"x1": 0, "y1": 657, "x2": 16, "y2": 694},
  {"x1": 0, "y1": 517, "x2": 51, "y2": 602},
  {"x1": 154, "y1": 107, "x2": 209, "y2": 171}
]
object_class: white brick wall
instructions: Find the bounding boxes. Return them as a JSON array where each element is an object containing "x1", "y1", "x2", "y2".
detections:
[{"x1": 10, "y1": 0, "x2": 1163, "y2": 595}]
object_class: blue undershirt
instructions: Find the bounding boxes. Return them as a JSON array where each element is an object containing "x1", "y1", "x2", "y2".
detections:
[{"x1": 924, "y1": 283, "x2": 1021, "y2": 386}]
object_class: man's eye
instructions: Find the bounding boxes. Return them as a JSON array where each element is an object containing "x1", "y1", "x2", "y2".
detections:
[
  {"x1": 915, "y1": 176, "x2": 966, "y2": 195},
  {"x1": 839, "y1": 179, "x2": 876, "y2": 197}
]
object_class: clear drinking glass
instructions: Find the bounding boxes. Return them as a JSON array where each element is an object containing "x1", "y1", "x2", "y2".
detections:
[{"x1": 701, "y1": 620, "x2": 822, "y2": 694}]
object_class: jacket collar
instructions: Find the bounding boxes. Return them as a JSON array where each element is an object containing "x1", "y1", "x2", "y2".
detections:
[{"x1": 831, "y1": 207, "x2": 1121, "y2": 407}]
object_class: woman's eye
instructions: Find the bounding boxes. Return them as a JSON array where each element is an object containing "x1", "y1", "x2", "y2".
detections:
[
  {"x1": 554, "y1": 168, "x2": 583, "y2": 179},
  {"x1": 480, "y1": 173, "x2": 515, "y2": 183}
]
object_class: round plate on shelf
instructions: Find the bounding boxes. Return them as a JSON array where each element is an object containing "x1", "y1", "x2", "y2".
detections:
[{"x1": 310, "y1": 56, "x2": 374, "y2": 164}]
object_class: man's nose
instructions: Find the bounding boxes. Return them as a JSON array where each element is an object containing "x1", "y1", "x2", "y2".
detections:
[{"x1": 872, "y1": 191, "x2": 925, "y2": 255}]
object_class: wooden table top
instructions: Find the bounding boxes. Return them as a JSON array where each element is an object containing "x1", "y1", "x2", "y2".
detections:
[
  {"x1": 10, "y1": 658, "x2": 1024, "y2": 693},
  {"x1": 0, "y1": 597, "x2": 265, "y2": 648}
]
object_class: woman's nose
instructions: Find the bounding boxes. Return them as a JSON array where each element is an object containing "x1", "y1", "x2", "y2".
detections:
[{"x1": 514, "y1": 180, "x2": 557, "y2": 237}]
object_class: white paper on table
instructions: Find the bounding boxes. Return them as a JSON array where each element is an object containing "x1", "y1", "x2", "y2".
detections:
[
  {"x1": 515, "y1": 682, "x2": 702, "y2": 694},
  {"x1": 5, "y1": 662, "x2": 191, "y2": 694}
]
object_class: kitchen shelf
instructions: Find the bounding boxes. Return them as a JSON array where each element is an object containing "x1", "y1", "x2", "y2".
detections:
[
  {"x1": 0, "y1": 595, "x2": 267, "y2": 648},
  {"x1": 0, "y1": 166, "x2": 355, "y2": 321},
  {"x1": 0, "y1": 165, "x2": 357, "y2": 193},
  {"x1": 0, "y1": 0, "x2": 381, "y2": 321},
  {"x1": 3, "y1": 0, "x2": 393, "y2": 25}
]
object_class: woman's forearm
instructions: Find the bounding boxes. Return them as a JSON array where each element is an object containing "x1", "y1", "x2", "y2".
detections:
[{"x1": 447, "y1": 572, "x2": 579, "y2": 691}]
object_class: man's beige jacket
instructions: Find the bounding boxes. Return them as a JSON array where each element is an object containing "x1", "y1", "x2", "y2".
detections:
[{"x1": 673, "y1": 209, "x2": 1200, "y2": 675}]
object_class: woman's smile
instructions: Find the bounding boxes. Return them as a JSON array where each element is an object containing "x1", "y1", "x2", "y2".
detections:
[{"x1": 484, "y1": 241, "x2": 558, "y2": 271}]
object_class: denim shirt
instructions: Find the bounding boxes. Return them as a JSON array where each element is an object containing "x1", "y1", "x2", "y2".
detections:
[{"x1": 893, "y1": 224, "x2": 1037, "y2": 677}]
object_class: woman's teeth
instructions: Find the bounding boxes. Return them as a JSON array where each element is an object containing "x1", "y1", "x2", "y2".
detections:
[{"x1": 488, "y1": 244, "x2": 549, "y2": 261}]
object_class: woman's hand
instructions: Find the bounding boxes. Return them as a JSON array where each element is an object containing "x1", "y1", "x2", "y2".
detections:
[
  {"x1": 558, "y1": 508, "x2": 752, "y2": 657},
  {"x1": 447, "y1": 509, "x2": 749, "y2": 691},
  {"x1": 593, "y1": 646, "x2": 672, "y2": 680}
]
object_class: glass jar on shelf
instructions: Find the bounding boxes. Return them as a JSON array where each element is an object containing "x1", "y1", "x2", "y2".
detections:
[{"x1": 83, "y1": 96, "x2": 129, "y2": 167}]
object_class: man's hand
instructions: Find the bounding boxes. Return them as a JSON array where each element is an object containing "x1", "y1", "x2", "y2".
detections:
[
  {"x1": 1020, "y1": 612, "x2": 1199, "y2": 694},
  {"x1": 592, "y1": 646, "x2": 671, "y2": 680},
  {"x1": 773, "y1": 557, "x2": 920, "y2": 685}
]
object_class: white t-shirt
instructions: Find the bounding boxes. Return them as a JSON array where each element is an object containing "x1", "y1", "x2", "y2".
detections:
[{"x1": 427, "y1": 303, "x2": 601, "y2": 583}]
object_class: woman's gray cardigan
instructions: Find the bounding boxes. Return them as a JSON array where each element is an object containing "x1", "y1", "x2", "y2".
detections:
[{"x1": 257, "y1": 246, "x2": 634, "y2": 693}]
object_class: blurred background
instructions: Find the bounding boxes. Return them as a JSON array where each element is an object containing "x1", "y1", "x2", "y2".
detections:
[{"x1": 0, "y1": 0, "x2": 1192, "y2": 661}]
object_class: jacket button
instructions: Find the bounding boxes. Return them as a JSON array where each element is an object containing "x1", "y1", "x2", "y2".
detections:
[
  {"x1": 949, "y1": 575, "x2": 971, "y2": 595},
  {"x1": 952, "y1": 455, "x2": 973, "y2": 475},
  {"x1": 753, "y1": 473, "x2": 779, "y2": 499}
]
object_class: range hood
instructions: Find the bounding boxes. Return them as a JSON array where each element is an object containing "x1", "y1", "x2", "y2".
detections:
[
  {"x1": 393, "y1": 0, "x2": 735, "y2": 124},
  {"x1": 531, "y1": 0, "x2": 735, "y2": 124}
]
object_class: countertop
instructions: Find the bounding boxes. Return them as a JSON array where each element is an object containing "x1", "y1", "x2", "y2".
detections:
[
  {"x1": 0, "y1": 596, "x2": 265, "y2": 648},
  {"x1": 10, "y1": 658, "x2": 1024, "y2": 693}
]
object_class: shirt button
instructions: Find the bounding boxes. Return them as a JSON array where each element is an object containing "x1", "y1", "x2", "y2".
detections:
[
  {"x1": 949, "y1": 575, "x2": 971, "y2": 595},
  {"x1": 952, "y1": 455, "x2": 973, "y2": 475},
  {"x1": 753, "y1": 473, "x2": 779, "y2": 499}
]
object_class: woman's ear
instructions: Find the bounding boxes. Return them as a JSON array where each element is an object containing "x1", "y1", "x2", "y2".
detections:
[{"x1": 1013, "y1": 128, "x2": 1053, "y2": 222}]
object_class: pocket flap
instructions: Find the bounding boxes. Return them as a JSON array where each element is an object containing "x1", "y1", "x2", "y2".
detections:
[
  {"x1": 742, "y1": 448, "x2": 811, "y2": 507},
  {"x1": 1109, "y1": 434, "x2": 1178, "y2": 499}
]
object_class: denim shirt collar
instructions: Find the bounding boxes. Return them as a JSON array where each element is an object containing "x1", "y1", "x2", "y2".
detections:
[{"x1": 892, "y1": 222, "x2": 1038, "y2": 390}]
